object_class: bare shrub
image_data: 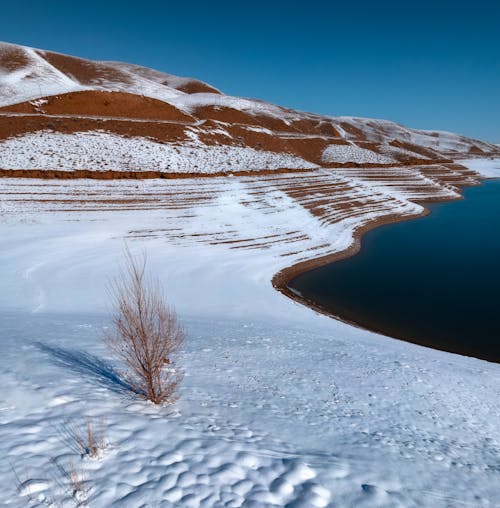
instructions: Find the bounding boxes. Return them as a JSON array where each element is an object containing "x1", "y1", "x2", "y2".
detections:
[
  {"x1": 14, "y1": 459, "x2": 89, "y2": 507},
  {"x1": 67, "y1": 462, "x2": 87, "y2": 499},
  {"x1": 106, "y1": 249, "x2": 184, "y2": 404},
  {"x1": 51, "y1": 458, "x2": 89, "y2": 505},
  {"x1": 62, "y1": 418, "x2": 106, "y2": 459}
]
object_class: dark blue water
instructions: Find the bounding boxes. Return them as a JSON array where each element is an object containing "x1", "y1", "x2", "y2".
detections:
[{"x1": 289, "y1": 180, "x2": 500, "y2": 362}]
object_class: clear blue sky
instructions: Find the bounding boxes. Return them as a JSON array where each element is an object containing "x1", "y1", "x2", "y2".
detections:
[{"x1": 2, "y1": 0, "x2": 499, "y2": 142}]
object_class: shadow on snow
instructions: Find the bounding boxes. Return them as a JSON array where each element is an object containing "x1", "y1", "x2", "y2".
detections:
[{"x1": 36, "y1": 342, "x2": 138, "y2": 396}]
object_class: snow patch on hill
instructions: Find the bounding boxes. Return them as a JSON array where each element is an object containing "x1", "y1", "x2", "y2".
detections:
[
  {"x1": 322, "y1": 144, "x2": 395, "y2": 164},
  {"x1": 0, "y1": 130, "x2": 317, "y2": 173},
  {"x1": 0, "y1": 43, "x2": 87, "y2": 106}
]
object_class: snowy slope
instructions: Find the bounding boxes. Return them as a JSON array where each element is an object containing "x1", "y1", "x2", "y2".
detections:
[
  {"x1": 322, "y1": 144, "x2": 395, "y2": 164},
  {"x1": 0, "y1": 41, "x2": 190, "y2": 106},
  {"x1": 0, "y1": 130, "x2": 317, "y2": 173},
  {"x1": 457, "y1": 157, "x2": 500, "y2": 178},
  {"x1": 0, "y1": 43, "x2": 87, "y2": 106}
]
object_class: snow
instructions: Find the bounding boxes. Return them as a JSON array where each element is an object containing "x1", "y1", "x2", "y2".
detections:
[
  {"x1": 169, "y1": 93, "x2": 293, "y2": 121},
  {"x1": 244, "y1": 126, "x2": 274, "y2": 134},
  {"x1": 101, "y1": 61, "x2": 216, "y2": 97},
  {"x1": 1, "y1": 162, "x2": 500, "y2": 506},
  {"x1": 332, "y1": 117, "x2": 499, "y2": 156},
  {"x1": 378, "y1": 143, "x2": 432, "y2": 160},
  {"x1": 0, "y1": 43, "x2": 88, "y2": 106},
  {"x1": 1, "y1": 40, "x2": 498, "y2": 167},
  {"x1": 1, "y1": 40, "x2": 500, "y2": 507},
  {"x1": 0, "y1": 130, "x2": 317, "y2": 173},
  {"x1": 0, "y1": 42, "x2": 292, "y2": 124},
  {"x1": 458, "y1": 158, "x2": 500, "y2": 178},
  {"x1": 322, "y1": 144, "x2": 395, "y2": 164},
  {"x1": 0, "y1": 41, "x2": 185, "y2": 108}
]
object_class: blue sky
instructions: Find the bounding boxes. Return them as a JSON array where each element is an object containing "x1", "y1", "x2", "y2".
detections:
[{"x1": 2, "y1": 0, "x2": 499, "y2": 142}]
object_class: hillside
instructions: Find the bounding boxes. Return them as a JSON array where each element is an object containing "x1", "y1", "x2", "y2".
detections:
[{"x1": 0, "y1": 41, "x2": 498, "y2": 178}]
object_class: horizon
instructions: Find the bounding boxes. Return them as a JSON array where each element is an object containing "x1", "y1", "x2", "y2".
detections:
[{"x1": 2, "y1": 0, "x2": 499, "y2": 143}]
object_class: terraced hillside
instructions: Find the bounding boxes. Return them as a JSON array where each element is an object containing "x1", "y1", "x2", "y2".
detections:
[{"x1": 0, "y1": 41, "x2": 498, "y2": 285}]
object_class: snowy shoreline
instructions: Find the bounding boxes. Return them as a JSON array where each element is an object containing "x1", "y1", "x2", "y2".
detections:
[{"x1": 274, "y1": 158, "x2": 500, "y2": 356}]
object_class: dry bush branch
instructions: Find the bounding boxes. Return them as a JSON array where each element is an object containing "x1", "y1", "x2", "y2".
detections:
[
  {"x1": 106, "y1": 248, "x2": 185, "y2": 404},
  {"x1": 61, "y1": 417, "x2": 107, "y2": 459},
  {"x1": 51, "y1": 458, "x2": 90, "y2": 506}
]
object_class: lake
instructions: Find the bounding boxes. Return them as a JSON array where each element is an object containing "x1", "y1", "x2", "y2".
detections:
[{"x1": 289, "y1": 179, "x2": 500, "y2": 362}]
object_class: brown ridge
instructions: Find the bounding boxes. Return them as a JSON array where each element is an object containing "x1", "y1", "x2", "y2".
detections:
[
  {"x1": 0, "y1": 113, "x2": 453, "y2": 169},
  {"x1": 0, "y1": 115, "x2": 189, "y2": 143},
  {"x1": 0, "y1": 158, "x2": 460, "y2": 181},
  {"x1": 192, "y1": 105, "x2": 299, "y2": 132},
  {"x1": 0, "y1": 90, "x2": 194, "y2": 122},
  {"x1": 175, "y1": 81, "x2": 221, "y2": 95},
  {"x1": 0, "y1": 168, "x2": 319, "y2": 180},
  {"x1": 37, "y1": 50, "x2": 135, "y2": 86}
]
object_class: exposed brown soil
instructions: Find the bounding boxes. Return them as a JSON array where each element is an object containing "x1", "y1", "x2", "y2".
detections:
[
  {"x1": 1, "y1": 44, "x2": 498, "y2": 181},
  {"x1": 338, "y1": 122, "x2": 367, "y2": 140},
  {"x1": 192, "y1": 105, "x2": 299, "y2": 132},
  {"x1": 38, "y1": 50, "x2": 135, "y2": 86},
  {"x1": 35, "y1": 49, "x2": 220, "y2": 95},
  {"x1": 0, "y1": 167, "x2": 319, "y2": 180},
  {"x1": 0, "y1": 115, "x2": 189, "y2": 143},
  {"x1": 354, "y1": 140, "x2": 439, "y2": 164},
  {"x1": 175, "y1": 81, "x2": 221, "y2": 95},
  {"x1": 468, "y1": 145, "x2": 488, "y2": 155},
  {"x1": 0, "y1": 90, "x2": 194, "y2": 122},
  {"x1": 418, "y1": 163, "x2": 481, "y2": 186},
  {"x1": 390, "y1": 139, "x2": 440, "y2": 159},
  {"x1": 0, "y1": 112, "x2": 452, "y2": 171},
  {"x1": 290, "y1": 119, "x2": 340, "y2": 137},
  {"x1": 211, "y1": 124, "x2": 333, "y2": 164},
  {"x1": 0, "y1": 45, "x2": 30, "y2": 71},
  {"x1": 0, "y1": 158, "x2": 457, "y2": 182}
]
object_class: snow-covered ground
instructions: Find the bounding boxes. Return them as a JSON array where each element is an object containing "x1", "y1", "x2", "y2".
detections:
[
  {"x1": 1, "y1": 159, "x2": 500, "y2": 507},
  {"x1": 0, "y1": 130, "x2": 317, "y2": 173},
  {"x1": 457, "y1": 157, "x2": 500, "y2": 179},
  {"x1": 322, "y1": 144, "x2": 394, "y2": 165}
]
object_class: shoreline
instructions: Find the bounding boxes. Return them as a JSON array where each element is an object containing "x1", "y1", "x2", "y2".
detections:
[{"x1": 271, "y1": 184, "x2": 499, "y2": 362}]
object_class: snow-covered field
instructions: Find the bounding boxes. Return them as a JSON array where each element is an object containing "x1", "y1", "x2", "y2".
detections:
[
  {"x1": 1, "y1": 159, "x2": 500, "y2": 507},
  {"x1": 322, "y1": 144, "x2": 394, "y2": 165},
  {"x1": 457, "y1": 158, "x2": 500, "y2": 179},
  {"x1": 0, "y1": 130, "x2": 317, "y2": 173}
]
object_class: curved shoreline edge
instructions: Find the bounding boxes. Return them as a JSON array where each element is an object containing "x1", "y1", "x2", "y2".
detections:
[
  {"x1": 272, "y1": 207, "x2": 429, "y2": 325},
  {"x1": 271, "y1": 188, "x2": 483, "y2": 356}
]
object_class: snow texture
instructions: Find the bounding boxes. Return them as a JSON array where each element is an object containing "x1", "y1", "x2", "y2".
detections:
[
  {"x1": 0, "y1": 130, "x2": 317, "y2": 173},
  {"x1": 1, "y1": 161, "x2": 500, "y2": 506},
  {"x1": 458, "y1": 158, "x2": 500, "y2": 178},
  {"x1": 322, "y1": 144, "x2": 395, "y2": 164}
]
